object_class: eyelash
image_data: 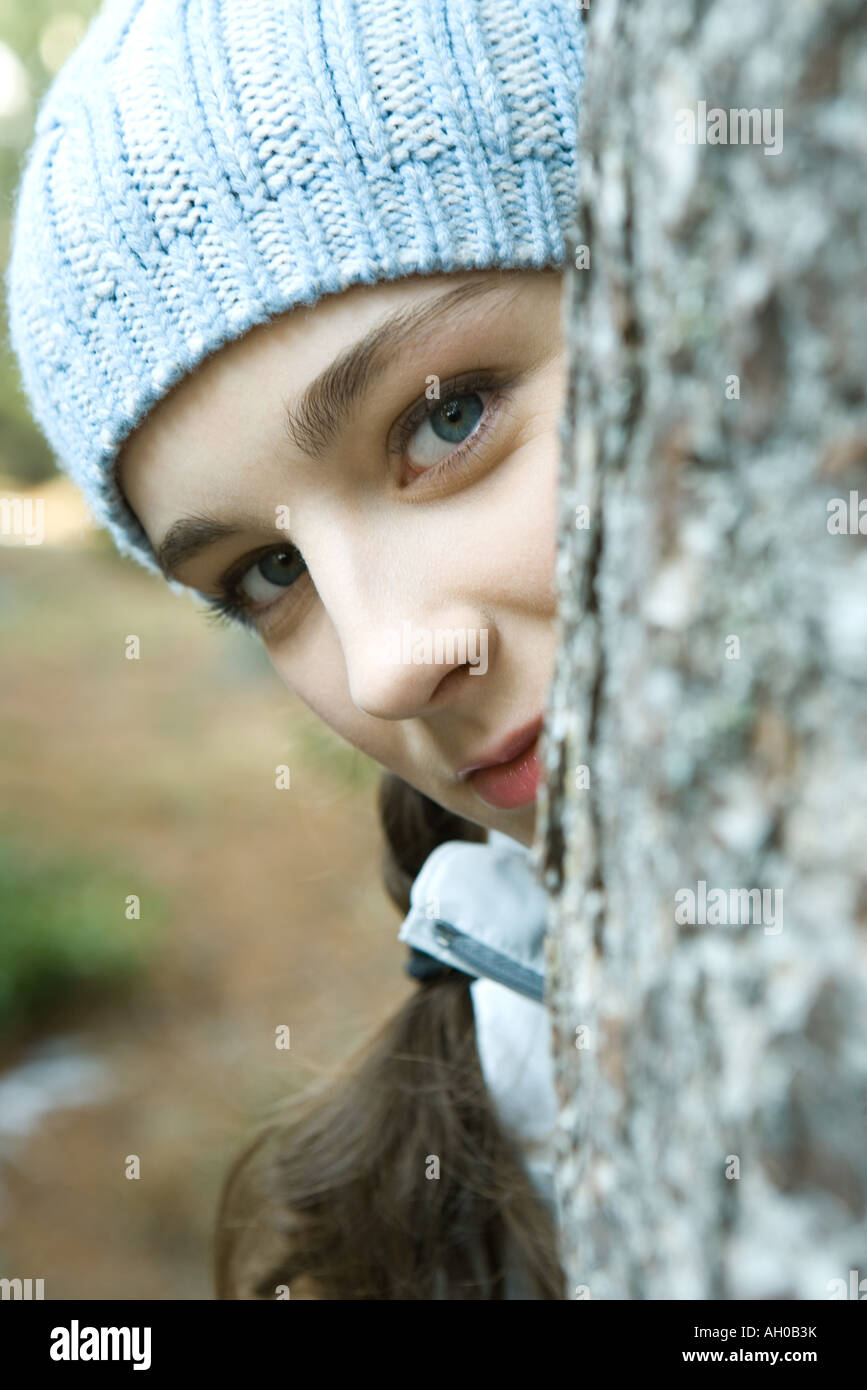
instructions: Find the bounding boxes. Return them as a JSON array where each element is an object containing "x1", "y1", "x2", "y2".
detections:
[{"x1": 201, "y1": 368, "x2": 512, "y2": 634}]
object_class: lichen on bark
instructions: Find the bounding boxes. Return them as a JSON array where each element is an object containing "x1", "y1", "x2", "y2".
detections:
[{"x1": 535, "y1": 0, "x2": 867, "y2": 1299}]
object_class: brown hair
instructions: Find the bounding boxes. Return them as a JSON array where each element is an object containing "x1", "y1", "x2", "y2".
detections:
[{"x1": 213, "y1": 771, "x2": 564, "y2": 1299}]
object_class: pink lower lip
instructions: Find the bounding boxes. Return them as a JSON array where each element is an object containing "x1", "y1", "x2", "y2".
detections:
[{"x1": 468, "y1": 736, "x2": 541, "y2": 810}]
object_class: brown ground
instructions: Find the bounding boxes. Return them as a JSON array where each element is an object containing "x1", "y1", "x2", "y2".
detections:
[{"x1": 0, "y1": 532, "x2": 413, "y2": 1299}]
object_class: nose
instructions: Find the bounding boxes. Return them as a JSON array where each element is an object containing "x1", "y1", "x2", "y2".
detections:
[
  {"x1": 314, "y1": 543, "x2": 494, "y2": 720},
  {"x1": 342, "y1": 603, "x2": 495, "y2": 720}
]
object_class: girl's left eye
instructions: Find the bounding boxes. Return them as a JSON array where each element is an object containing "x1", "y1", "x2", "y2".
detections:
[
  {"x1": 390, "y1": 371, "x2": 509, "y2": 478},
  {"x1": 399, "y1": 388, "x2": 488, "y2": 469}
]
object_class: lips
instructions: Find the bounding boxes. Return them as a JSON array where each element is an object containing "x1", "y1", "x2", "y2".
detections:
[
  {"x1": 457, "y1": 715, "x2": 544, "y2": 780},
  {"x1": 457, "y1": 715, "x2": 544, "y2": 811}
]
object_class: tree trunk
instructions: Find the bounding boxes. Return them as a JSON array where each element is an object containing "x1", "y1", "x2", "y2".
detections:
[{"x1": 537, "y1": 0, "x2": 867, "y2": 1300}]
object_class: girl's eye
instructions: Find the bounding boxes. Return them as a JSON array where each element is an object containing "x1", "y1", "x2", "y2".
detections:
[
  {"x1": 205, "y1": 370, "x2": 512, "y2": 633},
  {"x1": 236, "y1": 546, "x2": 307, "y2": 605},
  {"x1": 202, "y1": 545, "x2": 308, "y2": 633},
  {"x1": 402, "y1": 389, "x2": 488, "y2": 470}
]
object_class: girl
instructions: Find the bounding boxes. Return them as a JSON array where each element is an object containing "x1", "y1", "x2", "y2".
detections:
[{"x1": 6, "y1": 0, "x2": 585, "y2": 1298}]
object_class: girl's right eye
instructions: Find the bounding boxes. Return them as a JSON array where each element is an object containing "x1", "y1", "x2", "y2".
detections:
[
  {"x1": 236, "y1": 546, "x2": 307, "y2": 603},
  {"x1": 202, "y1": 545, "x2": 308, "y2": 632}
]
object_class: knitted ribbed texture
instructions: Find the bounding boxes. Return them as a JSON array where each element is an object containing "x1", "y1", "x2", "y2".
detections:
[{"x1": 5, "y1": 0, "x2": 585, "y2": 577}]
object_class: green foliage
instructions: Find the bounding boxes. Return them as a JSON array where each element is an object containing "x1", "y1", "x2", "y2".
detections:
[{"x1": 0, "y1": 838, "x2": 165, "y2": 1035}]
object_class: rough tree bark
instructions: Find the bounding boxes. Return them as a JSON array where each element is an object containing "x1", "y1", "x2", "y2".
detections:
[{"x1": 536, "y1": 0, "x2": 867, "y2": 1299}]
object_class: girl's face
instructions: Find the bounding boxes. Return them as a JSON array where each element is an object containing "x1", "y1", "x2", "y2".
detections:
[{"x1": 117, "y1": 267, "x2": 566, "y2": 849}]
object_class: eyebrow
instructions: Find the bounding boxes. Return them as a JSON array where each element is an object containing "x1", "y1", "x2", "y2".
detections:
[{"x1": 154, "y1": 275, "x2": 517, "y2": 581}]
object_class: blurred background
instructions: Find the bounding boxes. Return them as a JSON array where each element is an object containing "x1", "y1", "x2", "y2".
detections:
[{"x1": 0, "y1": 1, "x2": 409, "y2": 1298}]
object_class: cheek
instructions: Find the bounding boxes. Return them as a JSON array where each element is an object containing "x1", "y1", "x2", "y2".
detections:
[
  {"x1": 265, "y1": 618, "x2": 397, "y2": 763},
  {"x1": 486, "y1": 428, "x2": 560, "y2": 607}
]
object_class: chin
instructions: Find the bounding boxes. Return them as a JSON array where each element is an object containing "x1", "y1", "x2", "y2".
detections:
[{"x1": 491, "y1": 806, "x2": 536, "y2": 848}]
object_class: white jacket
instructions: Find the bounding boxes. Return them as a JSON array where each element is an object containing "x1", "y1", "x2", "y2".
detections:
[{"x1": 396, "y1": 828, "x2": 561, "y2": 1233}]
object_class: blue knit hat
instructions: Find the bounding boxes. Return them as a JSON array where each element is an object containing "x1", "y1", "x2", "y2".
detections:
[{"x1": 5, "y1": 0, "x2": 585, "y2": 579}]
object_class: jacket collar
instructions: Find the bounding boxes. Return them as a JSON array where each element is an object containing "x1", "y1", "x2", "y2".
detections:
[{"x1": 397, "y1": 829, "x2": 548, "y2": 1002}]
